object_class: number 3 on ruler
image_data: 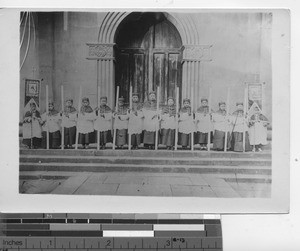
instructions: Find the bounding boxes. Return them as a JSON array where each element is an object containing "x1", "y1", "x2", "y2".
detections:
[{"x1": 166, "y1": 240, "x2": 171, "y2": 247}]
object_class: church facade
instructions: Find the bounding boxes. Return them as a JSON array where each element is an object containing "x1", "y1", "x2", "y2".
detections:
[{"x1": 19, "y1": 11, "x2": 272, "y2": 120}]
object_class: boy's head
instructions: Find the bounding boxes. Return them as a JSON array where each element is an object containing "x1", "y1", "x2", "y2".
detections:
[
  {"x1": 236, "y1": 102, "x2": 243, "y2": 111},
  {"x1": 254, "y1": 106, "x2": 260, "y2": 114},
  {"x1": 30, "y1": 102, "x2": 36, "y2": 112},
  {"x1": 201, "y1": 98, "x2": 208, "y2": 107},
  {"x1": 148, "y1": 91, "x2": 156, "y2": 102},
  {"x1": 100, "y1": 96, "x2": 107, "y2": 106},
  {"x1": 82, "y1": 97, "x2": 89, "y2": 106},
  {"x1": 132, "y1": 93, "x2": 139, "y2": 103},
  {"x1": 219, "y1": 102, "x2": 226, "y2": 111},
  {"x1": 118, "y1": 97, "x2": 125, "y2": 107},
  {"x1": 167, "y1": 97, "x2": 175, "y2": 106},
  {"x1": 66, "y1": 98, "x2": 73, "y2": 107},
  {"x1": 183, "y1": 98, "x2": 190, "y2": 108},
  {"x1": 48, "y1": 102, "x2": 54, "y2": 111}
]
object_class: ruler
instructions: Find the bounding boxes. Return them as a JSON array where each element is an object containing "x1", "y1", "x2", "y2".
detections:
[{"x1": 0, "y1": 213, "x2": 222, "y2": 250}]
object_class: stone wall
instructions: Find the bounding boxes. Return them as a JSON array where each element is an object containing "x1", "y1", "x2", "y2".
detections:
[{"x1": 20, "y1": 11, "x2": 272, "y2": 121}]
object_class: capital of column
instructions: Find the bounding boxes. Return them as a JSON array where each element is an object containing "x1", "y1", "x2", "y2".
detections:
[
  {"x1": 86, "y1": 43, "x2": 115, "y2": 60},
  {"x1": 182, "y1": 45, "x2": 213, "y2": 62}
]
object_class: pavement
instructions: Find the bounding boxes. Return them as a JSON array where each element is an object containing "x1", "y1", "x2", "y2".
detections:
[{"x1": 19, "y1": 171, "x2": 271, "y2": 197}]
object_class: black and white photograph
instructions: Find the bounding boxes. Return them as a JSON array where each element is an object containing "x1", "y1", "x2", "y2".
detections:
[{"x1": 17, "y1": 10, "x2": 281, "y2": 198}]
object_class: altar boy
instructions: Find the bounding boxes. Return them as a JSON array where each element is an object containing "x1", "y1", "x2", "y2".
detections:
[
  {"x1": 160, "y1": 97, "x2": 176, "y2": 150},
  {"x1": 248, "y1": 106, "x2": 269, "y2": 152},
  {"x1": 61, "y1": 98, "x2": 77, "y2": 148},
  {"x1": 142, "y1": 91, "x2": 160, "y2": 149},
  {"x1": 178, "y1": 98, "x2": 194, "y2": 149},
  {"x1": 22, "y1": 102, "x2": 42, "y2": 148},
  {"x1": 212, "y1": 101, "x2": 232, "y2": 151},
  {"x1": 94, "y1": 96, "x2": 113, "y2": 149},
  {"x1": 77, "y1": 97, "x2": 95, "y2": 149},
  {"x1": 41, "y1": 101, "x2": 61, "y2": 149},
  {"x1": 195, "y1": 98, "x2": 213, "y2": 150},
  {"x1": 230, "y1": 102, "x2": 251, "y2": 152},
  {"x1": 113, "y1": 97, "x2": 129, "y2": 149},
  {"x1": 128, "y1": 93, "x2": 144, "y2": 149}
]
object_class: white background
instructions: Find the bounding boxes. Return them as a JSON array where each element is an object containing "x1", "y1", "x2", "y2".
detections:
[{"x1": 0, "y1": 0, "x2": 299, "y2": 250}]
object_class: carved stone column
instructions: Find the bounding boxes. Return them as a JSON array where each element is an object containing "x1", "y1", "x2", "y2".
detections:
[
  {"x1": 86, "y1": 43, "x2": 115, "y2": 106},
  {"x1": 182, "y1": 45, "x2": 212, "y2": 109}
]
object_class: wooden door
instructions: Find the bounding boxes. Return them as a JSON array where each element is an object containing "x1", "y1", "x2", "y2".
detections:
[{"x1": 115, "y1": 13, "x2": 182, "y2": 104}]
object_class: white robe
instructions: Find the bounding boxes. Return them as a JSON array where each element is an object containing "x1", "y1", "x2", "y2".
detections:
[
  {"x1": 142, "y1": 109, "x2": 159, "y2": 132},
  {"x1": 195, "y1": 112, "x2": 213, "y2": 133},
  {"x1": 178, "y1": 112, "x2": 194, "y2": 134},
  {"x1": 41, "y1": 112, "x2": 61, "y2": 133},
  {"x1": 161, "y1": 113, "x2": 176, "y2": 130},
  {"x1": 114, "y1": 113, "x2": 129, "y2": 130},
  {"x1": 94, "y1": 112, "x2": 112, "y2": 132},
  {"x1": 231, "y1": 115, "x2": 249, "y2": 133},
  {"x1": 128, "y1": 110, "x2": 144, "y2": 134},
  {"x1": 77, "y1": 112, "x2": 95, "y2": 134},
  {"x1": 61, "y1": 112, "x2": 77, "y2": 128},
  {"x1": 249, "y1": 121, "x2": 268, "y2": 145},
  {"x1": 22, "y1": 115, "x2": 42, "y2": 139},
  {"x1": 212, "y1": 112, "x2": 232, "y2": 132}
]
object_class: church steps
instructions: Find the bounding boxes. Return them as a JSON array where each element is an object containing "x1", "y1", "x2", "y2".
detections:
[
  {"x1": 19, "y1": 171, "x2": 271, "y2": 182},
  {"x1": 20, "y1": 154, "x2": 271, "y2": 167},
  {"x1": 20, "y1": 162, "x2": 271, "y2": 175},
  {"x1": 20, "y1": 149, "x2": 271, "y2": 159}
]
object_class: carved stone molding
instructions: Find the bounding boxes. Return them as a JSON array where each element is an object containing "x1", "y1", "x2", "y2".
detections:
[
  {"x1": 182, "y1": 45, "x2": 212, "y2": 62},
  {"x1": 86, "y1": 43, "x2": 115, "y2": 60}
]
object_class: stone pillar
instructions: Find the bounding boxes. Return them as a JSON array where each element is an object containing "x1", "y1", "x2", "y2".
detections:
[
  {"x1": 86, "y1": 43, "x2": 115, "y2": 107},
  {"x1": 182, "y1": 45, "x2": 212, "y2": 109}
]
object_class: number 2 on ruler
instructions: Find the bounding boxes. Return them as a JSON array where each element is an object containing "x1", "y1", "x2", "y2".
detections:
[{"x1": 105, "y1": 239, "x2": 111, "y2": 248}]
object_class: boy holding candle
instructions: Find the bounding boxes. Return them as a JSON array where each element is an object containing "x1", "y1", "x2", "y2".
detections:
[
  {"x1": 128, "y1": 93, "x2": 144, "y2": 150},
  {"x1": 178, "y1": 98, "x2": 194, "y2": 149},
  {"x1": 77, "y1": 97, "x2": 95, "y2": 149},
  {"x1": 41, "y1": 101, "x2": 61, "y2": 149},
  {"x1": 61, "y1": 98, "x2": 77, "y2": 149},
  {"x1": 160, "y1": 97, "x2": 176, "y2": 150},
  {"x1": 22, "y1": 102, "x2": 43, "y2": 149},
  {"x1": 195, "y1": 98, "x2": 213, "y2": 150},
  {"x1": 142, "y1": 91, "x2": 160, "y2": 150},
  {"x1": 94, "y1": 96, "x2": 113, "y2": 149},
  {"x1": 113, "y1": 97, "x2": 129, "y2": 149},
  {"x1": 212, "y1": 102, "x2": 232, "y2": 151}
]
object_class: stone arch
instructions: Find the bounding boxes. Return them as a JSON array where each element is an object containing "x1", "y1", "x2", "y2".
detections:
[
  {"x1": 97, "y1": 12, "x2": 199, "y2": 45},
  {"x1": 87, "y1": 12, "x2": 212, "y2": 107}
]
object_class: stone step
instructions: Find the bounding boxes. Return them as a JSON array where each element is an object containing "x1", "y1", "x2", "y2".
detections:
[
  {"x1": 20, "y1": 154, "x2": 271, "y2": 166},
  {"x1": 20, "y1": 148, "x2": 271, "y2": 159},
  {"x1": 19, "y1": 171, "x2": 271, "y2": 183},
  {"x1": 20, "y1": 162, "x2": 271, "y2": 175}
]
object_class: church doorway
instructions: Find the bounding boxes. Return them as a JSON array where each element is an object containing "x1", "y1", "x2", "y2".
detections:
[{"x1": 115, "y1": 12, "x2": 183, "y2": 104}]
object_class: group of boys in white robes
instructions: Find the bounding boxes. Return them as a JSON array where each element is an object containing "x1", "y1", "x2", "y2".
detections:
[{"x1": 22, "y1": 91, "x2": 269, "y2": 152}]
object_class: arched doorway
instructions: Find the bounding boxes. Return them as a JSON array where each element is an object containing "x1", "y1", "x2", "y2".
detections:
[{"x1": 114, "y1": 12, "x2": 183, "y2": 104}]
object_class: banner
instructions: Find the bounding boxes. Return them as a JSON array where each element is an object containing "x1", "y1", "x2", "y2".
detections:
[
  {"x1": 24, "y1": 79, "x2": 41, "y2": 111},
  {"x1": 247, "y1": 83, "x2": 263, "y2": 109}
]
